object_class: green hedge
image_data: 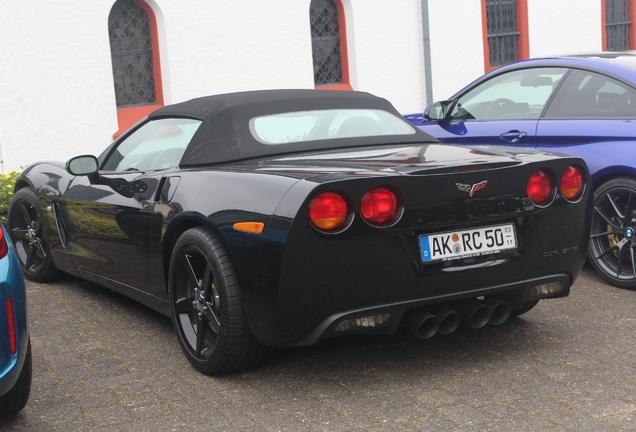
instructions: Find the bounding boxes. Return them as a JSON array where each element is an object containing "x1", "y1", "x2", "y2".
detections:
[{"x1": 0, "y1": 172, "x2": 19, "y2": 225}]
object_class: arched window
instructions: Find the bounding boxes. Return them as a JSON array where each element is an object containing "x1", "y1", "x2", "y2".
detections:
[
  {"x1": 310, "y1": 0, "x2": 351, "y2": 90},
  {"x1": 108, "y1": 0, "x2": 163, "y2": 138},
  {"x1": 481, "y1": 0, "x2": 529, "y2": 72},
  {"x1": 603, "y1": 0, "x2": 636, "y2": 51}
]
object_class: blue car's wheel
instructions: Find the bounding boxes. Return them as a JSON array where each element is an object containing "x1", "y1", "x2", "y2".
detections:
[
  {"x1": 589, "y1": 177, "x2": 636, "y2": 289},
  {"x1": 8, "y1": 188, "x2": 59, "y2": 282},
  {"x1": 168, "y1": 227, "x2": 271, "y2": 374}
]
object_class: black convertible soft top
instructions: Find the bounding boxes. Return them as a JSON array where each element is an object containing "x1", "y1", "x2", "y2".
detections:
[{"x1": 147, "y1": 89, "x2": 437, "y2": 167}]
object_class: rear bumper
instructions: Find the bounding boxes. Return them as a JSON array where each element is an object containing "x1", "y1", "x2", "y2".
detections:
[{"x1": 273, "y1": 273, "x2": 570, "y2": 347}]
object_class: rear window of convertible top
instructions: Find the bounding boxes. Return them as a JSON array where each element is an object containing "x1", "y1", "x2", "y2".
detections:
[{"x1": 249, "y1": 109, "x2": 416, "y2": 145}]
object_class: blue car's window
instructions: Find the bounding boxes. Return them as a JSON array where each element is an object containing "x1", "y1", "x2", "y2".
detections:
[
  {"x1": 103, "y1": 118, "x2": 202, "y2": 171},
  {"x1": 545, "y1": 69, "x2": 636, "y2": 119},
  {"x1": 451, "y1": 68, "x2": 567, "y2": 121},
  {"x1": 250, "y1": 109, "x2": 415, "y2": 144}
]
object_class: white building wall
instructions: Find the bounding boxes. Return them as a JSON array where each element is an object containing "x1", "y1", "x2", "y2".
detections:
[
  {"x1": 0, "y1": 1, "x2": 118, "y2": 173},
  {"x1": 527, "y1": 0, "x2": 603, "y2": 56},
  {"x1": 159, "y1": 1, "x2": 315, "y2": 103},
  {"x1": 345, "y1": 0, "x2": 426, "y2": 114},
  {"x1": 427, "y1": 0, "x2": 487, "y2": 102},
  {"x1": 0, "y1": 0, "x2": 611, "y2": 172}
]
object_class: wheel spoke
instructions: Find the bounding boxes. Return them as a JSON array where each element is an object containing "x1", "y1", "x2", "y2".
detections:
[
  {"x1": 195, "y1": 316, "x2": 208, "y2": 356},
  {"x1": 11, "y1": 228, "x2": 29, "y2": 241},
  {"x1": 34, "y1": 238, "x2": 47, "y2": 260},
  {"x1": 625, "y1": 191, "x2": 636, "y2": 217},
  {"x1": 595, "y1": 243, "x2": 620, "y2": 260},
  {"x1": 18, "y1": 202, "x2": 34, "y2": 228},
  {"x1": 182, "y1": 253, "x2": 201, "y2": 289},
  {"x1": 203, "y1": 305, "x2": 221, "y2": 334},
  {"x1": 200, "y1": 264, "x2": 213, "y2": 298},
  {"x1": 174, "y1": 295, "x2": 195, "y2": 314},
  {"x1": 594, "y1": 205, "x2": 622, "y2": 229},
  {"x1": 199, "y1": 263, "x2": 221, "y2": 333},
  {"x1": 631, "y1": 246, "x2": 636, "y2": 278},
  {"x1": 607, "y1": 191, "x2": 626, "y2": 219},
  {"x1": 25, "y1": 243, "x2": 36, "y2": 270},
  {"x1": 591, "y1": 229, "x2": 618, "y2": 239},
  {"x1": 616, "y1": 240, "x2": 630, "y2": 277}
]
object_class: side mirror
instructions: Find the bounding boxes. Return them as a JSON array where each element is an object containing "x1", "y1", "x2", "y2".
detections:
[
  {"x1": 423, "y1": 100, "x2": 454, "y2": 122},
  {"x1": 66, "y1": 155, "x2": 99, "y2": 176}
]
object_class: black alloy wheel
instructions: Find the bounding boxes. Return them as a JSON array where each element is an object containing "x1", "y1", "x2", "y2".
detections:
[
  {"x1": 588, "y1": 177, "x2": 636, "y2": 289},
  {"x1": 168, "y1": 227, "x2": 270, "y2": 375},
  {"x1": 7, "y1": 188, "x2": 59, "y2": 282}
]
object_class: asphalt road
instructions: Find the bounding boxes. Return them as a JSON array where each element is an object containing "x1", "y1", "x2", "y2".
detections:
[{"x1": 1, "y1": 265, "x2": 636, "y2": 432}]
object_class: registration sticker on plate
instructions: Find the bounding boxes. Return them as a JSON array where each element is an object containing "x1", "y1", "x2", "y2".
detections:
[{"x1": 420, "y1": 223, "x2": 517, "y2": 262}]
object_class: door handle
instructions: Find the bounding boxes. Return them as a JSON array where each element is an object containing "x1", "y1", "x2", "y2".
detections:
[{"x1": 500, "y1": 131, "x2": 527, "y2": 143}]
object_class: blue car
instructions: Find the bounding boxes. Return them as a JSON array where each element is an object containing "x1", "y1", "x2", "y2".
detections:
[
  {"x1": 408, "y1": 52, "x2": 636, "y2": 289},
  {"x1": 0, "y1": 223, "x2": 30, "y2": 416}
]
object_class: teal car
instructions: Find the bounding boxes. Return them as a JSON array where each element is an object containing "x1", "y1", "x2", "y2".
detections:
[{"x1": 0, "y1": 224, "x2": 31, "y2": 416}]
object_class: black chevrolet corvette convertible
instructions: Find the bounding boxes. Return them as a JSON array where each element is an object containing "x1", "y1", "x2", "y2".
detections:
[{"x1": 8, "y1": 90, "x2": 591, "y2": 374}]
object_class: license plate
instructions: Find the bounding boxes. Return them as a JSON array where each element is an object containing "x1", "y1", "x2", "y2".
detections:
[{"x1": 420, "y1": 223, "x2": 517, "y2": 262}]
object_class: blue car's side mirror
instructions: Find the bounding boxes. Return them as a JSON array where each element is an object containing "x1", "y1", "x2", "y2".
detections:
[{"x1": 423, "y1": 100, "x2": 454, "y2": 122}]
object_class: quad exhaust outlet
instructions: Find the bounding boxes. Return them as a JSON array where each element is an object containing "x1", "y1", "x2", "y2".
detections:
[{"x1": 402, "y1": 299, "x2": 512, "y2": 340}]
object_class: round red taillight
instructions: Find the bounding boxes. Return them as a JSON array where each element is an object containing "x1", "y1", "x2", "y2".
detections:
[
  {"x1": 361, "y1": 187, "x2": 399, "y2": 225},
  {"x1": 309, "y1": 191, "x2": 349, "y2": 231},
  {"x1": 527, "y1": 170, "x2": 553, "y2": 206},
  {"x1": 560, "y1": 165, "x2": 584, "y2": 201}
]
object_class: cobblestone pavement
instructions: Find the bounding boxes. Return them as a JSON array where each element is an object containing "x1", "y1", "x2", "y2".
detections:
[{"x1": 1, "y1": 265, "x2": 636, "y2": 431}]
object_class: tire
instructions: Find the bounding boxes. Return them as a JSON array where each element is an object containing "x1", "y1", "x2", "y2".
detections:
[
  {"x1": 588, "y1": 177, "x2": 636, "y2": 289},
  {"x1": 0, "y1": 341, "x2": 32, "y2": 417},
  {"x1": 7, "y1": 188, "x2": 59, "y2": 282},
  {"x1": 168, "y1": 227, "x2": 271, "y2": 375},
  {"x1": 510, "y1": 300, "x2": 539, "y2": 317}
]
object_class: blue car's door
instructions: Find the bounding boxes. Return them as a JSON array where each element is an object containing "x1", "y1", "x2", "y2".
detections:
[
  {"x1": 419, "y1": 118, "x2": 539, "y2": 147},
  {"x1": 535, "y1": 68, "x2": 636, "y2": 181},
  {"x1": 419, "y1": 67, "x2": 569, "y2": 149}
]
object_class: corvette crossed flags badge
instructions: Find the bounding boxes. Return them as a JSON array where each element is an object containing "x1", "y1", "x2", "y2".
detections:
[{"x1": 456, "y1": 180, "x2": 488, "y2": 197}]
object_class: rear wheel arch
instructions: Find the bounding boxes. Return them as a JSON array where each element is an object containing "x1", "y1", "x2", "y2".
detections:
[
  {"x1": 592, "y1": 170, "x2": 636, "y2": 191},
  {"x1": 162, "y1": 214, "x2": 218, "y2": 289}
]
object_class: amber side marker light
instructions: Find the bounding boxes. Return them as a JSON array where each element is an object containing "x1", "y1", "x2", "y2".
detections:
[
  {"x1": 233, "y1": 222, "x2": 264, "y2": 234},
  {"x1": 527, "y1": 169, "x2": 553, "y2": 206},
  {"x1": 560, "y1": 166, "x2": 584, "y2": 201},
  {"x1": 309, "y1": 191, "x2": 349, "y2": 232}
]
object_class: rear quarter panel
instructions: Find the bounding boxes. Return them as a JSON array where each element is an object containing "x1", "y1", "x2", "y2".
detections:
[{"x1": 161, "y1": 169, "x2": 306, "y2": 318}]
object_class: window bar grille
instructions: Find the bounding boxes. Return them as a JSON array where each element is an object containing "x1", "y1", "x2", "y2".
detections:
[
  {"x1": 310, "y1": 0, "x2": 343, "y2": 87},
  {"x1": 486, "y1": 0, "x2": 519, "y2": 67},
  {"x1": 109, "y1": 0, "x2": 157, "y2": 108},
  {"x1": 606, "y1": 0, "x2": 631, "y2": 51}
]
